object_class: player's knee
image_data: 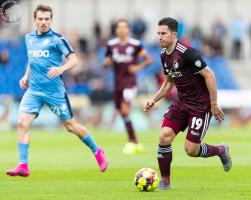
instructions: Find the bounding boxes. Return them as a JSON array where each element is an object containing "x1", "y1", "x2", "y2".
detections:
[
  {"x1": 120, "y1": 110, "x2": 129, "y2": 117},
  {"x1": 66, "y1": 126, "x2": 75, "y2": 133},
  {"x1": 64, "y1": 121, "x2": 76, "y2": 133},
  {"x1": 17, "y1": 118, "x2": 29, "y2": 131},
  {"x1": 185, "y1": 145, "x2": 199, "y2": 157},
  {"x1": 160, "y1": 129, "x2": 173, "y2": 145},
  {"x1": 120, "y1": 103, "x2": 130, "y2": 116}
]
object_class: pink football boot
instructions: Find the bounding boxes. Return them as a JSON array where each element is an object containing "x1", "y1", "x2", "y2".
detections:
[
  {"x1": 94, "y1": 147, "x2": 108, "y2": 172},
  {"x1": 6, "y1": 163, "x2": 30, "y2": 177}
]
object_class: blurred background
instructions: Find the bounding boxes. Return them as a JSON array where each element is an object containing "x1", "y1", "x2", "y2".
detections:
[{"x1": 0, "y1": 0, "x2": 251, "y2": 131}]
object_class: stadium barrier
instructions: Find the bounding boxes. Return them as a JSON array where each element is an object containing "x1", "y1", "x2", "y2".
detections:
[
  {"x1": 1, "y1": 89, "x2": 251, "y2": 130},
  {"x1": 218, "y1": 90, "x2": 251, "y2": 108}
]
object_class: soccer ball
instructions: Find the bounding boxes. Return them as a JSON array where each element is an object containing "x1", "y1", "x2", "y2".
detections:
[{"x1": 134, "y1": 168, "x2": 160, "y2": 192}]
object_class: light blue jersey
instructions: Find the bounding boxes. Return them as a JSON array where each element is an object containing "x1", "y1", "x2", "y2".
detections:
[
  {"x1": 25, "y1": 29, "x2": 73, "y2": 95},
  {"x1": 20, "y1": 29, "x2": 74, "y2": 120}
]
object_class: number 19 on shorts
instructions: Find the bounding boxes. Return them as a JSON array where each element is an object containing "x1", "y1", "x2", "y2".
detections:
[{"x1": 189, "y1": 113, "x2": 211, "y2": 141}]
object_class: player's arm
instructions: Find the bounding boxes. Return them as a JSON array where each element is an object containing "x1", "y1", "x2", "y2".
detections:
[
  {"x1": 129, "y1": 48, "x2": 152, "y2": 74},
  {"x1": 19, "y1": 64, "x2": 30, "y2": 90},
  {"x1": 48, "y1": 53, "x2": 78, "y2": 79},
  {"x1": 60, "y1": 53, "x2": 78, "y2": 72},
  {"x1": 199, "y1": 67, "x2": 224, "y2": 122},
  {"x1": 183, "y1": 48, "x2": 224, "y2": 122},
  {"x1": 103, "y1": 57, "x2": 112, "y2": 70},
  {"x1": 143, "y1": 75, "x2": 173, "y2": 112},
  {"x1": 103, "y1": 45, "x2": 112, "y2": 69},
  {"x1": 24, "y1": 64, "x2": 30, "y2": 78},
  {"x1": 48, "y1": 35, "x2": 78, "y2": 79}
]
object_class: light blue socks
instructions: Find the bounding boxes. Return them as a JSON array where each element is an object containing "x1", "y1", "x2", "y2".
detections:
[
  {"x1": 18, "y1": 143, "x2": 30, "y2": 164},
  {"x1": 81, "y1": 134, "x2": 98, "y2": 153}
]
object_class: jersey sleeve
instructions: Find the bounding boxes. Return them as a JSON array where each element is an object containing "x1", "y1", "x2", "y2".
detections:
[
  {"x1": 56, "y1": 36, "x2": 74, "y2": 57},
  {"x1": 24, "y1": 35, "x2": 28, "y2": 46},
  {"x1": 160, "y1": 53, "x2": 169, "y2": 76},
  {"x1": 105, "y1": 44, "x2": 112, "y2": 57},
  {"x1": 24, "y1": 35, "x2": 29, "y2": 59},
  {"x1": 182, "y1": 48, "x2": 207, "y2": 74},
  {"x1": 136, "y1": 42, "x2": 147, "y2": 56}
]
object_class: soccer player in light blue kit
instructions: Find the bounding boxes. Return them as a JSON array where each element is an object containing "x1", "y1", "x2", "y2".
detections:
[{"x1": 6, "y1": 4, "x2": 108, "y2": 177}]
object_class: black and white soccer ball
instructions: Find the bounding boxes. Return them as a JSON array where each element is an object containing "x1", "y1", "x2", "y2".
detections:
[{"x1": 134, "y1": 168, "x2": 160, "y2": 192}]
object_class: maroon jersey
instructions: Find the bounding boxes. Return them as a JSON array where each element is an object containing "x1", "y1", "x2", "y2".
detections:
[
  {"x1": 105, "y1": 37, "x2": 145, "y2": 91},
  {"x1": 161, "y1": 41, "x2": 210, "y2": 112}
]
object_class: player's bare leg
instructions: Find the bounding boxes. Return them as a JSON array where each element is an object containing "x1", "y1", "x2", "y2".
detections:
[
  {"x1": 120, "y1": 102, "x2": 144, "y2": 154},
  {"x1": 157, "y1": 127, "x2": 176, "y2": 190},
  {"x1": 62, "y1": 119, "x2": 108, "y2": 172},
  {"x1": 6, "y1": 113, "x2": 35, "y2": 177},
  {"x1": 184, "y1": 140, "x2": 232, "y2": 171}
]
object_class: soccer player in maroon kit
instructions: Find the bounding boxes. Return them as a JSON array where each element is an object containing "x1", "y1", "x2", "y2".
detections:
[
  {"x1": 104, "y1": 19, "x2": 152, "y2": 154},
  {"x1": 143, "y1": 17, "x2": 232, "y2": 189}
]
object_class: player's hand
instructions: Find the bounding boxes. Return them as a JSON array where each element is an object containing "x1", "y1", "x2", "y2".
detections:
[
  {"x1": 143, "y1": 100, "x2": 155, "y2": 112},
  {"x1": 48, "y1": 67, "x2": 64, "y2": 79},
  {"x1": 129, "y1": 64, "x2": 142, "y2": 74},
  {"x1": 211, "y1": 104, "x2": 224, "y2": 123},
  {"x1": 103, "y1": 57, "x2": 112, "y2": 69},
  {"x1": 19, "y1": 76, "x2": 29, "y2": 90}
]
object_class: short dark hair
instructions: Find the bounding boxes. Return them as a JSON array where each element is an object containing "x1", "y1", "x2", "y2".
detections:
[
  {"x1": 34, "y1": 4, "x2": 53, "y2": 19},
  {"x1": 115, "y1": 19, "x2": 130, "y2": 29},
  {"x1": 158, "y1": 17, "x2": 178, "y2": 32}
]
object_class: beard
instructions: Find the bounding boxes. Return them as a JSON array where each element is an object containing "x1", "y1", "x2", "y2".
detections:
[{"x1": 159, "y1": 42, "x2": 168, "y2": 48}]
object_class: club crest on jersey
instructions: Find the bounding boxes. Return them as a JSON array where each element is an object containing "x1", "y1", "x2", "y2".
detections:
[
  {"x1": 125, "y1": 46, "x2": 134, "y2": 55},
  {"x1": 173, "y1": 60, "x2": 179, "y2": 69},
  {"x1": 43, "y1": 39, "x2": 50, "y2": 45},
  {"x1": 195, "y1": 60, "x2": 201, "y2": 67}
]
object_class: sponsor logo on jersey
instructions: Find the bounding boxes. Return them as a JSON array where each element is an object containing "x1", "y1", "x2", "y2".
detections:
[
  {"x1": 195, "y1": 60, "x2": 201, "y2": 67},
  {"x1": 28, "y1": 50, "x2": 50, "y2": 58},
  {"x1": 112, "y1": 48, "x2": 133, "y2": 63},
  {"x1": 164, "y1": 61, "x2": 182, "y2": 78},
  {"x1": 168, "y1": 71, "x2": 183, "y2": 78},
  {"x1": 125, "y1": 46, "x2": 134, "y2": 55}
]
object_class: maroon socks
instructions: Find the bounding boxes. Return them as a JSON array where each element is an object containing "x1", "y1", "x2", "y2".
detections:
[
  {"x1": 122, "y1": 116, "x2": 138, "y2": 143},
  {"x1": 157, "y1": 144, "x2": 172, "y2": 184},
  {"x1": 198, "y1": 143, "x2": 224, "y2": 157}
]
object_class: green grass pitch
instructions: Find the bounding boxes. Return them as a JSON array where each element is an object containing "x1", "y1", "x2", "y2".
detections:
[{"x1": 0, "y1": 125, "x2": 251, "y2": 200}]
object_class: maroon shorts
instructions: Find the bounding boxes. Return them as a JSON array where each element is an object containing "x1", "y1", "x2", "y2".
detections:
[
  {"x1": 162, "y1": 100, "x2": 212, "y2": 144},
  {"x1": 114, "y1": 87, "x2": 137, "y2": 110}
]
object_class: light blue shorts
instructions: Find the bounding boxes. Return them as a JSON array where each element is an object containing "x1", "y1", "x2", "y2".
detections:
[{"x1": 19, "y1": 89, "x2": 73, "y2": 121}]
